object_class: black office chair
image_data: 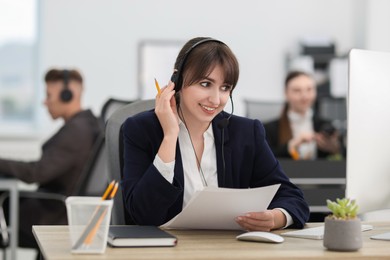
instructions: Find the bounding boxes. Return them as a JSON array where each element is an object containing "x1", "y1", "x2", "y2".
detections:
[
  {"x1": 105, "y1": 99, "x2": 155, "y2": 225},
  {"x1": 74, "y1": 98, "x2": 133, "y2": 196}
]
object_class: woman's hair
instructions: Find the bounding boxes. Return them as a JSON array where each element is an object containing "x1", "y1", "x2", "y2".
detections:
[
  {"x1": 44, "y1": 69, "x2": 83, "y2": 84},
  {"x1": 278, "y1": 70, "x2": 313, "y2": 145},
  {"x1": 174, "y1": 37, "x2": 239, "y2": 93}
]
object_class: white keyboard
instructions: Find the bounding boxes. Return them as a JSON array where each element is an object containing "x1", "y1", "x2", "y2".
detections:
[
  {"x1": 281, "y1": 224, "x2": 373, "y2": 240},
  {"x1": 371, "y1": 232, "x2": 390, "y2": 241}
]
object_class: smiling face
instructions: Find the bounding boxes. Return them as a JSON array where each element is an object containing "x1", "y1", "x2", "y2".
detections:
[
  {"x1": 179, "y1": 64, "x2": 232, "y2": 129},
  {"x1": 285, "y1": 74, "x2": 316, "y2": 115}
]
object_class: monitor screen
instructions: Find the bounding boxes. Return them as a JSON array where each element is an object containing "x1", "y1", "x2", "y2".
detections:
[{"x1": 346, "y1": 49, "x2": 390, "y2": 214}]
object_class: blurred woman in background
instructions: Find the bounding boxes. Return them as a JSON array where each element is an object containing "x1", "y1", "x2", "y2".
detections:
[{"x1": 264, "y1": 70, "x2": 342, "y2": 160}]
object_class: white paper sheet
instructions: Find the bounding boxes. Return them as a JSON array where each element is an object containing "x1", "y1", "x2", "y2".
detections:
[{"x1": 161, "y1": 184, "x2": 280, "y2": 230}]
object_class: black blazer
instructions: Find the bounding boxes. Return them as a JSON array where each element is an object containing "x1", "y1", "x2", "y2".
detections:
[
  {"x1": 122, "y1": 110, "x2": 309, "y2": 228},
  {"x1": 263, "y1": 116, "x2": 335, "y2": 159}
]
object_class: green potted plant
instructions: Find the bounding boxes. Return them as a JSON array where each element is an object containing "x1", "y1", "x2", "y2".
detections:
[{"x1": 323, "y1": 198, "x2": 362, "y2": 251}]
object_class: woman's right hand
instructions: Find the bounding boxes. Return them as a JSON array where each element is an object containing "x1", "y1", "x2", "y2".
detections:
[{"x1": 155, "y1": 81, "x2": 179, "y2": 139}]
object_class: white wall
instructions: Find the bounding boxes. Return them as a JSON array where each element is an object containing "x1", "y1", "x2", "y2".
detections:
[
  {"x1": 366, "y1": 0, "x2": 390, "y2": 52},
  {"x1": 5, "y1": 0, "x2": 388, "y2": 154},
  {"x1": 38, "y1": 0, "x2": 361, "y2": 122}
]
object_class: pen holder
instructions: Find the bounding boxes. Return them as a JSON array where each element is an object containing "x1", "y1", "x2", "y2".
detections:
[{"x1": 66, "y1": 196, "x2": 113, "y2": 254}]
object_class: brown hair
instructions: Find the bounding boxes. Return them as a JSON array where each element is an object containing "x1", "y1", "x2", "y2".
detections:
[
  {"x1": 278, "y1": 70, "x2": 313, "y2": 144},
  {"x1": 174, "y1": 37, "x2": 239, "y2": 94},
  {"x1": 44, "y1": 69, "x2": 83, "y2": 84}
]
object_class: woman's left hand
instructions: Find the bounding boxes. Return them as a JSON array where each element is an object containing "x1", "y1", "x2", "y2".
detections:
[
  {"x1": 235, "y1": 209, "x2": 286, "y2": 231},
  {"x1": 315, "y1": 132, "x2": 341, "y2": 154}
]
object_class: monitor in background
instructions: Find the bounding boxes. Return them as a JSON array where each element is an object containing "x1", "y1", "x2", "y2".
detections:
[{"x1": 346, "y1": 49, "x2": 390, "y2": 214}]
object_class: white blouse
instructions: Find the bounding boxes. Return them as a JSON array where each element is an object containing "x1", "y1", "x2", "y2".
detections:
[
  {"x1": 288, "y1": 109, "x2": 317, "y2": 160},
  {"x1": 154, "y1": 120, "x2": 218, "y2": 208}
]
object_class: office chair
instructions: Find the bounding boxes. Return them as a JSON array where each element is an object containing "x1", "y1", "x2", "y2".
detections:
[
  {"x1": 100, "y1": 98, "x2": 133, "y2": 124},
  {"x1": 317, "y1": 97, "x2": 347, "y2": 133},
  {"x1": 244, "y1": 99, "x2": 284, "y2": 123},
  {"x1": 74, "y1": 98, "x2": 133, "y2": 196},
  {"x1": 70, "y1": 98, "x2": 134, "y2": 197},
  {"x1": 105, "y1": 99, "x2": 155, "y2": 225}
]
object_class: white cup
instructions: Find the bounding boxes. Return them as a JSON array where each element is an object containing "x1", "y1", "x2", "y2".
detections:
[{"x1": 65, "y1": 196, "x2": 113, "y2": 254}]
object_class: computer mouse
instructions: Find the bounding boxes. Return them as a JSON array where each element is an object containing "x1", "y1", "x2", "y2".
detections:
[{"x1": 236, "y1": 231, "x2": 284, "y2": 243}]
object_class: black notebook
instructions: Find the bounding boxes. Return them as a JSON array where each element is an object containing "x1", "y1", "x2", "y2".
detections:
[{"x1": 107, "y1": 225, "x2": 177, "y2": 247}]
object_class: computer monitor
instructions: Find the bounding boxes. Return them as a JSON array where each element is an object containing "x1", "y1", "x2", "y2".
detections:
[{"x1": 346, "y1": 49, "x2": 390, "y2": 214}]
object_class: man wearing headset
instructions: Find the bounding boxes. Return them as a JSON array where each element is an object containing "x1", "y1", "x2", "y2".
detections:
[{"x1": 0, "y1": 68, "x2": 101, "y2": 249}]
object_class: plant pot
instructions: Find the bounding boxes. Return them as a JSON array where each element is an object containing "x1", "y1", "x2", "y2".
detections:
[{"x1": 323, "y1": 217, "x2": 362, "y2": 251}]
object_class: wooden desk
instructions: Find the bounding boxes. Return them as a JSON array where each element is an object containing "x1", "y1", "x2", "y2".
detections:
[{"x1": 33, "y1": 222, "x2": 390, "y2": 260}]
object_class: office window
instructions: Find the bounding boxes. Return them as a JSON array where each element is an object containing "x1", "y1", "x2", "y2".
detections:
[{"x1": 0, "y1": 0, "x2": 37, "y2": 134}]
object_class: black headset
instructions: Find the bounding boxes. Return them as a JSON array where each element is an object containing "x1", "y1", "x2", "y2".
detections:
[
  {"x1": 60, "y1": 69, "x2": 73, "y2": 103},
  {"x1": 170, "y1": 37, "x2": 224, "y2": 92}
]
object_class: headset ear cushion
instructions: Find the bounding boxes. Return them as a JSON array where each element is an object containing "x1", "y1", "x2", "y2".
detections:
[
  {"x1": 171, "y1": 71, "x2": 182, "y2": 92},
  {"x1": 170, "y1": 71, "x2": 178, "y2": 84},
  {"x1": 171, "y1": 71, "x2": 179, "y2": 89},
  {"x1": 60, "y1": 89, "x2": 73, "y2": 102}
]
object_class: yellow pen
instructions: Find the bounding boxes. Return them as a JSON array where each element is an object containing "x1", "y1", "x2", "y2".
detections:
[{"x1": 154, "y1": 78, "x2": 161, "y2": 95}]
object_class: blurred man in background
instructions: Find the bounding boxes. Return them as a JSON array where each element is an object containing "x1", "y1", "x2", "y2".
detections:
[{"x1": 0, "y1": 68, "x2": 101, "y2": 249}]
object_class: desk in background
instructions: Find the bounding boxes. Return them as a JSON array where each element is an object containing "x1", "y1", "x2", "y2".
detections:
[
  {"x1": 279, "y1": 159, "x2": 346, "y2": 213},
  {"x1": 0, "y1": 178, "x2": 37, "y2": 260},
  {"x1": 0, "y1": 178, "x2": 19, "y2": 260},
  {"x1": 33, "y1": 222, "x2": 390, "y2": 260}
]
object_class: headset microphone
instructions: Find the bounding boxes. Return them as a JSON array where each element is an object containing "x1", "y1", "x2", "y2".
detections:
[{"x1": 217, "y1": 95, "x2": 234, "y2": 130}]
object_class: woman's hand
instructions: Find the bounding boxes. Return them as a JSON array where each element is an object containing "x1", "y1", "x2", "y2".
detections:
[
  {"x1": 315, "y1": 132, "x2": 341, "y2": 154},
  {"x1": 235, "y1": 209, "x2": 287, "y2": 231},
  {"x1": 155, "y1": 82, "x2": 180, "y2": 163},
  {"x1": 155, "y1": 81, "x2": 179, "y2": 138}
]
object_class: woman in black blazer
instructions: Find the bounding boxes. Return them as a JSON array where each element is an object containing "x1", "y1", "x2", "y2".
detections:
[
  {"x1": 122, "y1": 37, "x2": 309, "y2": 231},
  {"x1": 264, "y1": 71, "x2": 342, "y2": 160}
]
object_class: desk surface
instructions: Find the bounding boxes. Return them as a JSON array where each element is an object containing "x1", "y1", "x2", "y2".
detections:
[{"x1": 33, "y1": 222, "x2": 390, "y2": 260}]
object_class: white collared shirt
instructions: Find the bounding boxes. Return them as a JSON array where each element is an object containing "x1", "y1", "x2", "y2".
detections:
[
  {"x1": 154, "y1": 121, "x2": 218, "y2": 208},
  {"x1": 288, "y1": 109, "x2": 317, "y2": 160}
]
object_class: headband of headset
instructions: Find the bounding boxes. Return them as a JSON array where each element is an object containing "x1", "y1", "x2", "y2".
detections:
[{"x1": 170, "y1": 38, "x2": 224, "y2": 92}]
